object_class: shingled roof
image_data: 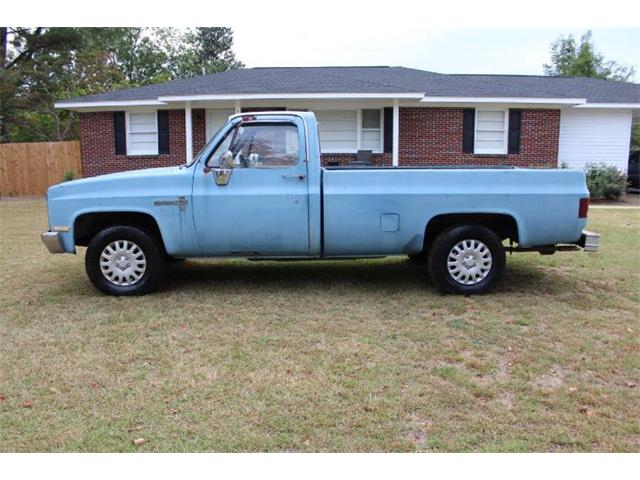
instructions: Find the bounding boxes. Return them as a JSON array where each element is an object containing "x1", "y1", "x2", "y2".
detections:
[{"x1": 56, "y1": 66, "x2": 640, "y2": 105}]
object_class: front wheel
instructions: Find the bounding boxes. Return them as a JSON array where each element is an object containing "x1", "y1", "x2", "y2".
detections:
[
  {"x1": 427, "y1": 224, "x2": 505, "y2": 295},
  {"x1": 85, "y1": 225, "x2": 166, "y2": 295}
]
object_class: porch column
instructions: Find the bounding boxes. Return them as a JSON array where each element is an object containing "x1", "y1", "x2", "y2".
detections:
[
  {"x1": 185, "y1": 101, "x2": 193, "y2": 162},
  {"x1": 235, "y1": 100, "x2": 241, "y2": 114},
  {"x1": 392, "y1": 99, "x2": 400, "y2": 167}
]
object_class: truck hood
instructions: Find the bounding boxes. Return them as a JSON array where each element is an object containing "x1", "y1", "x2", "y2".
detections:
[{"x1": 47, "y1": 165, "x2": 191, "y2": 200}]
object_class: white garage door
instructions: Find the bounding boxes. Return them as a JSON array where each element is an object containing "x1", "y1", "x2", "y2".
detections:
[{"x1": 558, "y1": 108, "x2": 632, "y2": 172}]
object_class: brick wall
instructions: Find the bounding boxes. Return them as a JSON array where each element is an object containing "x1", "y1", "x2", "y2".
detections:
[
  {"x1": 79, "y1": 109, "x2": 206, "y2": 177},
  {"x1": 398, "y1": 107, "x2": 559, "y2": 167},
  {"x1": 79, "y1": 106, "x2": 559, "y2": 176}
]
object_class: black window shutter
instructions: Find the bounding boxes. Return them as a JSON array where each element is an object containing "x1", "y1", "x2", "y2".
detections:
[
  {"x1": 462, "y1": 108, "x2": 475, "y2": 153},
  {"x1": 113, "y1": 112, "x2": 126, "y2": 155},
  {"x1": 508, "y1": 109, "x2": 522, "y2": 154},
  {"x1": 383, "y1": 107, "x2": 393, "y2": 154},
  {"x1": 157, "y1": 111, "x2": 170, "y2": 155}
]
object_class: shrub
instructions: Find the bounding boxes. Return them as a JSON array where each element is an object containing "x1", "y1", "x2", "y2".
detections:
[
  {"x1": 62, "y1": 170, "x2": 76, "y2": 182},
  {"x1": 584, "y1": 163, "x2": 627, "y2": 200}
]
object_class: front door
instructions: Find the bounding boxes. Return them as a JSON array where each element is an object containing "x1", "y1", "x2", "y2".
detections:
[{"x1": 192, "y1": 116, "x2": 310, "y2": 256}]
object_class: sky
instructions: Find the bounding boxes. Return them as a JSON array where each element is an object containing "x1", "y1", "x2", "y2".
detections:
[{"x1": 232, "y1": 27, "x2": 640, "y2": 82}]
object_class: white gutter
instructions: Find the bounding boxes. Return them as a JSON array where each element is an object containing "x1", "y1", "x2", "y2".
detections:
[
  {"x1": 572, "y1": 103, "x2": 640, "y2": 109},
  {"x1": 54, "y1": 95, "x2": 637, "y2": 110},
  {"x1": 54, "y1": 100, "x2": 167, "y2": 109},
  {"x1": 158, "y1": 92, "x2": 425, "y2": 102},
  {"x1": 420, "y1": 96, "x2": 587, "y2": 105}
]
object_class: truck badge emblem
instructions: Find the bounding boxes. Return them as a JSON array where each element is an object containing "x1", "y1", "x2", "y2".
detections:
[{"x1": 154, "y1": 196, "x2": 187, "y2": 211}]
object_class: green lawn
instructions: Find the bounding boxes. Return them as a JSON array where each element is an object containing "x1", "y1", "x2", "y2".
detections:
[{"x1": 0, "y1": 200, "x2": 638, "y2": 452}]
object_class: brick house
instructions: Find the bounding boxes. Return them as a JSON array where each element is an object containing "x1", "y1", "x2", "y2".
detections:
[{"x1": 54, "y1": 66, "x2": 640, "y2": 177}]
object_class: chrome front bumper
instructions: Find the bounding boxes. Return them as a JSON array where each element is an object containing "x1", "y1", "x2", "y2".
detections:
[
  {"x1": 41, "y1": 231, "x2": 65, "y2": 254},
  {"x1": 579, "y1": 229, "x2": 601, "y2": 253}
]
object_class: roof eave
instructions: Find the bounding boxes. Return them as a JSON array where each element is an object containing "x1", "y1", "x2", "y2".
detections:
[
  {"x1": 54, "y1": 92, "x2": 427, "y2": 110},
  {"x1": 157, "y1": 92, "x2": 426, "y2": 102},
  {"x1": 572, "y1": 103, "x2": 640, "y2": 109},
  {"x1": 54, "y1": 99, "x2": 167, "y2": 110},
  {"x1": 420, "y1": 96, "x2": 588, "y2": 105}
]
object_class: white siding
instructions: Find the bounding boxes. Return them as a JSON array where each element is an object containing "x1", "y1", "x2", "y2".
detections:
[
  {"x1": 206, "y1": 109, "x2": 235, "y2": 141},
  {"x1": 558, "y1": 108, "x2": 632, "y2": 172},
  {"x1": 314, "y1": 110, "x2": 357, "y2": 153}
]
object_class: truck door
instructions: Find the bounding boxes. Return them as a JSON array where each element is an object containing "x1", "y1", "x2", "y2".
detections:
[{"x1": 192, "y1": 116, "x2": 310, "y2": 256}]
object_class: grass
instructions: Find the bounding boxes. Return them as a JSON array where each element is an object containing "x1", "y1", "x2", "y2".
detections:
[{"x1": 0, "y1": 200, "x2": 638, "y2": 452}]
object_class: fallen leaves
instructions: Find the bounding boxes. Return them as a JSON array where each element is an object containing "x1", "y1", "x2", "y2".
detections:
[
  {"x1": 624, "y1": 381, "x2": 637, "y2": 388},
  {"x1": 21, "y1": 400, "x2": 33, "y2": 408},
  {"x1": 132, "y1": 438, "x2": 145, "y2": 446},
  {"x1": 0, "y1": 394, "x2": 6, "y2": 402},
  {"x1": 578, "y1": 405, "x2": 596, "y2": 417}
]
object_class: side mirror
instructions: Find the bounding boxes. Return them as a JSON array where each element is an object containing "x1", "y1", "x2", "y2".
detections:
[
  {"x1": 210, "y1": 151, "x2": 233, "y2": 186},
  {"x1": 222, "y1": 150, "x2": 234, "y2": 168},
  {"x1": 213, "y1": 167, "x2": 232, "y2": 186}
]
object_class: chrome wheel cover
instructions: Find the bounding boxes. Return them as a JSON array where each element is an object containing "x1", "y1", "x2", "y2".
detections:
[
  {"x1": 447, "y1": 239, "x2": 492, "y2": 285},
  {"x1": 100, "y1": 240, "x2": 147, "y2": 286}
]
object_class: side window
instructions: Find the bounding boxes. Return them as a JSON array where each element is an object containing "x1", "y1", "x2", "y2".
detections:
[{"x1": 230, "y1": 122, "x2": 300, "y2": 168}]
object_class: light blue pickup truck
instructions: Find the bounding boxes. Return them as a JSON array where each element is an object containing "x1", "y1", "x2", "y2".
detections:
[{"x1": 42, "y1": 111, "x2": 599, "y2": 296}]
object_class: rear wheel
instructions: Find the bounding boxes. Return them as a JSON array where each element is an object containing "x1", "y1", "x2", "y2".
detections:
[
  {"x1": 427, "y1": 224, "x2": 505, "y2": 295},
  {"x1": 85, "y1": 225, "x2": 166, "y2": 296}
]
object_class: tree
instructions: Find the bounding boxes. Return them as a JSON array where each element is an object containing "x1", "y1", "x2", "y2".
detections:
[
  {"x1": 1, "y1": 27, "x2": 85, "y2": 142},
  {"x1": 167, "y1": 27, "x2": 244, "y2": 79},
  {"x1": 543, "y1": 30, "x2": 635, "y2": 82},
  {"x1": 0, "y1": 27, "x2": 243, "y2": 143}
]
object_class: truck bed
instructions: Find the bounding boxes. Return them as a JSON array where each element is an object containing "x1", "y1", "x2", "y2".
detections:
[{"x1": 321, "y1": 168, "x2": 589, "y2": 256}]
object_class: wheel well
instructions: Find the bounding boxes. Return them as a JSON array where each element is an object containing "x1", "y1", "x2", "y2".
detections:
[
  {"x1": 74, "y1": 212, "x2": 164, "y2": 247},
  {"x1": 424, "y1": 213, "x2": 519, "y2": 250}
]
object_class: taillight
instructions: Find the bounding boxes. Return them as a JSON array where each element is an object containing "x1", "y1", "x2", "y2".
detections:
[{"x1": 578, "y1": 198, "x2": 589, "y2": 218}]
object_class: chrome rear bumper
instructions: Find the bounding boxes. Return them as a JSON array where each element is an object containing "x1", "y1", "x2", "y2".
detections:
[
  {"x1": 579, "y1": 229, "x2": 600, "y2": 253},
  {"x1": 41, "y1": 231, "x2": 65, "y2": 254}
]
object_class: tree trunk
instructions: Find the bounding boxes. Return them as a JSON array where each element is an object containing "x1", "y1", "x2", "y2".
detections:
[
  {"x1": 0, "y1": 28, "x2": 10, "y2": 142},
  {"x1": 0, "y1": 28, "x2": 7, "y2": 68}
]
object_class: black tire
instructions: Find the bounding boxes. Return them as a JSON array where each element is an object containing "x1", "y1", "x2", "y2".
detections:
[
  {"x1": 85, "y1": 225, "x2": 166, "y2": 296},
  {"x1": 407, "y1": 249, "x2": 429, "y2": 263},
  {"x1": 427, "y1": 224, "x2": 505, "y2": 295},
  {"x1": 166, "y1": 256, "x2": 186, "y2": 264}
]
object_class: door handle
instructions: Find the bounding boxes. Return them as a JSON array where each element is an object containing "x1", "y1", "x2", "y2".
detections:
[{"x1": 282, "y1": 173, "x2": 306, "y2": 180}]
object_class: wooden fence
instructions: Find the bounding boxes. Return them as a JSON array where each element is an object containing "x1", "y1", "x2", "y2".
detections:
[{"x1": 0, "y1": 141, "x2": 81, "y2": 196}]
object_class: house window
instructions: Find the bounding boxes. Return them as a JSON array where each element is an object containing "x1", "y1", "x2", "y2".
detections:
[
  {"x1": 361, "y1": 109, "x2": 382, "y2": 151},
  {"x1": 126, "y1": 112, "x2": 158, "y2": 155},
  {"x1": 315, "y1": 110, "x2": 358, "y2": 153},
  {"x1": 314, "y1": 109, "x2": 384, "y2": 153},
  {"x1": 474, "y1": 109, "x2": 508, "y2": 155}
]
